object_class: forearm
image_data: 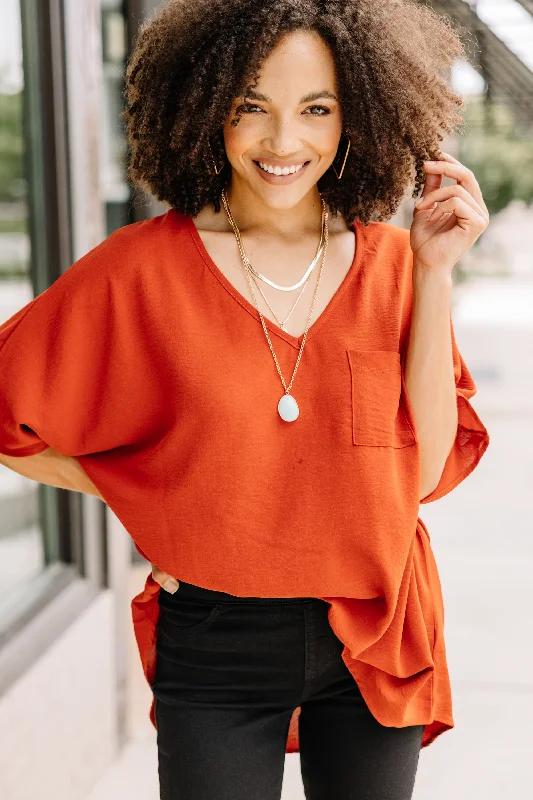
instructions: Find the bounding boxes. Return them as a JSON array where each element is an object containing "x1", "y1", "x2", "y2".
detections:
[
  {"x1": 404, "y1": 266, "x2": 458, "y2": 500},
  {"x1": 0, "y1": 448, "x2": 104, "y2": 500}
]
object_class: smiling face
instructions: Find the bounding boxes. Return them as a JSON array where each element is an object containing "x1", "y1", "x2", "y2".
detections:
[{"x1": 222, "y1": 30, "x2": 343, "y2": 211}]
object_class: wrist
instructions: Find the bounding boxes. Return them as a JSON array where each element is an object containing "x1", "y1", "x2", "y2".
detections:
[{"x1": 412, "y1": 261, "x2": 453, "y2": 291}]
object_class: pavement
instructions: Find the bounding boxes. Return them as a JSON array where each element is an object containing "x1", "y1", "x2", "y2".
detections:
[{"x1": 73, "y1": 277, "x2": 533, "y2": 797}]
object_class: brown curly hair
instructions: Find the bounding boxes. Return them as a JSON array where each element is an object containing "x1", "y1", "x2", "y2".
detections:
[{"x1": 122, "y1": 0, "x2": 466, "y2": 225}]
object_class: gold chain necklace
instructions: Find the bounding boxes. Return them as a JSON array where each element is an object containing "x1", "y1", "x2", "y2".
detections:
[
  {"x1": 221, "y1": 189, "x2": 329, "y2": 422},
  {"x1": 243, "y1": 207, "x2": 326, "y2": 292},
  {"x1": 248, "y1": 267, "x2": 313, "y2": 330},
  {"x1": 245, "y1": 204, "x2": 325, "y2": 328}
]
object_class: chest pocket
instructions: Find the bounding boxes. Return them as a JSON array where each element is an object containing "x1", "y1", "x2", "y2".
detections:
[{"x1": 347, "y1": 350, "x2": 417, "y2": 448}]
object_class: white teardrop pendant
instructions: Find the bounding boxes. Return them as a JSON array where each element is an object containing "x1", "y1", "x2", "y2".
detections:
[{"x1": 278, "y1": 394, "x2": 299, "y2": 422}]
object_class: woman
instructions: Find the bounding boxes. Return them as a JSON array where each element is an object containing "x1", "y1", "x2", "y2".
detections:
[{"x1": 0, "y1": 0, "x2": 490, "y2": 797}]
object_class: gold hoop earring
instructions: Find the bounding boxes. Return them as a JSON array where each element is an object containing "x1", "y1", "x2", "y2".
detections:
[
  {"x1": 207, "y1": 138, "x2": 225, "y2": 175},
  {"x1": 332, "y1": 134, "x2": 351, "y2": 180}
]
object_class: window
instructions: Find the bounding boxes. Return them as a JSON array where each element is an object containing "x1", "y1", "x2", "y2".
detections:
[{"x1": 0, "y1": 0, "x2": 45, "y2": 601}]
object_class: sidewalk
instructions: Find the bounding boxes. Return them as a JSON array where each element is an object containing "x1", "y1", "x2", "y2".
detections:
[{"x1": 86, "y1": 281, "x2": 533, "y2": 799}]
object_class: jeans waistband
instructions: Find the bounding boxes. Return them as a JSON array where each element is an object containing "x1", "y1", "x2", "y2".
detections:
[{"x1": 173, "y1": 579, "x2": 318, "y2": 604}]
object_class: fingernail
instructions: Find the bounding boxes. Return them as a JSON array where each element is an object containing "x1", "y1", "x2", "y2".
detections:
[{"x1": 163, "y1": 579, "x2": 179, "y2": 594}]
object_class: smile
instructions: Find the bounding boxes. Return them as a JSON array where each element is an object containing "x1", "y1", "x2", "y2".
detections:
[
  {"x1": 257, "y1": 161, "x2": 305, "y2": 175},
  {"x1": 252, "y1": 160, "x2": 311, "y2": 184}
]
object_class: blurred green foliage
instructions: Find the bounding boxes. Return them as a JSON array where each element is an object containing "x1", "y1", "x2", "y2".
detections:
[
  {"x1": 0, "y1": 90, "x2": 27, "y2": 278},
  {"x1": 459, "y1": 96, "x2": 533, "y2": 214},
  {"x1": 0, "y1": 91, "x2": 25, "y2": 203}
]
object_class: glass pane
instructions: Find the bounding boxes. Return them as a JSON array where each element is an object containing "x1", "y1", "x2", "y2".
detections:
[
  {"x1": 101, "y1": 0, "x2": 131, "y2": 234},
  {"x1": 0, "y1": 0, "x2": 45, "y2": 596}
]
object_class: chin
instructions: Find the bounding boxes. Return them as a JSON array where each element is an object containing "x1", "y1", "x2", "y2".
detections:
[{"x1": 253, "y1": 183, "x2": 317, "y2": 209}]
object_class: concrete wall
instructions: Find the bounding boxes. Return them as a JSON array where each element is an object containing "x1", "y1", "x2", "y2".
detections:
[{"x1": 0, "y1": 589, "x2": 118, "y2": 800}]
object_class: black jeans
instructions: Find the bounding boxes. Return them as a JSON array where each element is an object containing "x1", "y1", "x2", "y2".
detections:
[{"x1": 152, "y1": 579, "x2": 424, "y2": 800}]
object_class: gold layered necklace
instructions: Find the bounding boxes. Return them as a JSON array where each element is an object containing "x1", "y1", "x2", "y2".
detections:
[
  {"x1": 245, "y1": 209, "x2": 326, "y2": 292},
  {"x1": 245, "y1": 204, "x2": 326, "y2": 330},
  {"x1": 221, "y1": 189, "x2": 329, "y2": 422},
  {"x1": 248, "y1": 268, "x2": 313, "y2": 331}
]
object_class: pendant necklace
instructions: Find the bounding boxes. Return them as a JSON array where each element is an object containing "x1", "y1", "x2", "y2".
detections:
[{"x1": 221, "y1": 189, "x2": 329, "y2": 422}]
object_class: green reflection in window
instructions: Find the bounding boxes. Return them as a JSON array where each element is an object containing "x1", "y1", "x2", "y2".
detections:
[{"x1": 0, "y1": 0, "x2": 29, "y2": 279}]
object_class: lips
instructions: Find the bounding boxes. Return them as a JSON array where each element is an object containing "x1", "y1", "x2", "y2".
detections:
[
  {"x1": 257, "y1": 161, "x2": 306, "y2": 175},
  {"x1": 252, "y1": 160, "x2": 311, "y2": 184}
]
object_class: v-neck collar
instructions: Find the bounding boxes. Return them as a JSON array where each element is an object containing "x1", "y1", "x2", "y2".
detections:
[{"x1": 179, "y1": 208, "x2": 365, "y2": 351}]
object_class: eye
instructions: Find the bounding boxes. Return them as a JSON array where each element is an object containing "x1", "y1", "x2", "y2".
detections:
[
  {"x1": 304, "y1": 105, "x2": 331, "y2": 116},
  {"x1": 235, "y1": 103, "x2": 264, "y2": 114}
]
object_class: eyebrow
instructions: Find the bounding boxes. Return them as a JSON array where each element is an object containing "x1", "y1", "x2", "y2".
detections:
[{"x1": 242, "y1": 89, "x2": 338, "y2": 104}]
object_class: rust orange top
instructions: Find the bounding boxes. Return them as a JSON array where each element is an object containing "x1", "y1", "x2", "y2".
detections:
[{"x1": 0, "y1": 209, "x2": 489, "y2": 750}]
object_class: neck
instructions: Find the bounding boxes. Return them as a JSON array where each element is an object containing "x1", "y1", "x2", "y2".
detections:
[{"x1": 224, "y1": 174, "x2": 324, "y2": 240}]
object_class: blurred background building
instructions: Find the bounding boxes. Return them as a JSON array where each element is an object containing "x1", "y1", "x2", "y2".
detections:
[{"x1": 0, "y1": 1, "x2": 531, "y2": 798}]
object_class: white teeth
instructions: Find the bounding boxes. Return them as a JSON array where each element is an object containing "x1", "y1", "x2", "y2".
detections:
[{"x1": 257, "y1": 161, "x2": 305, "y2": 175}]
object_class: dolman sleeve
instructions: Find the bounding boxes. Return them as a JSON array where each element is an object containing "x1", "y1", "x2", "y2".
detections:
[
  {"x1": 419, "y1": 315, "x2": 489, "y2": 504},
  {"x1": 0, "y1": 228, "x2": 163, "y2": 460}
]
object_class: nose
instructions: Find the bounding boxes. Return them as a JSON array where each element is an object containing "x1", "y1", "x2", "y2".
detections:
[{"x1": 262, "y1": 114, "x2": 303, "y2": 156}]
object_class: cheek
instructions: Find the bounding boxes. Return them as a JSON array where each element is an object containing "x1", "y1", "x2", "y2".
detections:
[
  {"x1": 317, "y1": 120, "x2": 343, "y2": 155},
  {"x1": 223, "y1": 120, "x2": 258, "y2": 161}
]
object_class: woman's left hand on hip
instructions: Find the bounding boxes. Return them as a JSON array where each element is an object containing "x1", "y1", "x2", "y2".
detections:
[{"x1": 410, "y1": 151, "x2": 490, "y2": 276}]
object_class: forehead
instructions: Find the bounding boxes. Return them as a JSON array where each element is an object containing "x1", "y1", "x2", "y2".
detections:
[{"x1": 251, "y1": 30, "x2": 338, "y2": 94}]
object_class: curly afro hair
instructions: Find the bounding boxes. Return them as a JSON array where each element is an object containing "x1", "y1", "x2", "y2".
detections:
[{"x1": 122, "y1": 0, "x2": 466, "y2": 225}]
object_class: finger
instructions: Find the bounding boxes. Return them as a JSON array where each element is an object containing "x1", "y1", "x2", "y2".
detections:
[
  {"x1": 429, "y1": 153, "x2": 489, "y2": 218},
  {"x1": 161, "y1": 575, "x2": 180, "y2": 593},
  {"x1": 415, "y1": 184, "x2": 488, "y2": 222},
  {"x1": 436, "y1": 150, "x2": 461, "y2": 164},
  {"x1": 419, "y1": 162, "x2": 443, "y2": 200},
  {"x1": 427, "y1": 195, "x2": 482, "y2": 226},
  {"x1": 436, "y1": 151, "x2": 487, "y2": 213},
  {"x1": 427, "y1": 196, "x2": 487, "y2": 233},
  {"x1": 423, "y1": 157, "x2": 489, "y2": 217},
  {"x1": 152, "y1": 564, "x2": 180, "y2": 593}
]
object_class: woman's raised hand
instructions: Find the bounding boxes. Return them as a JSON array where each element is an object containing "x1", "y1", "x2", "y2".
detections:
[
  {"x1": 411, "y1": 151, "x2": 489, "y2": 277},
  {"x1": 151, "y1": 563, "x2": 180, "y2": 594}
]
